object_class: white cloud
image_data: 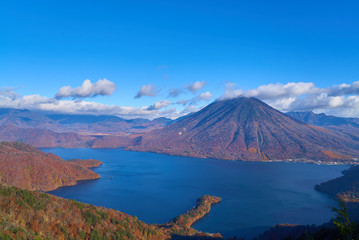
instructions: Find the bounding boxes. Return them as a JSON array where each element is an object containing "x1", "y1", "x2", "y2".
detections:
[
  {"x1": 221, "y1": 82, "x2": 318, "y2": 100},
  {"x1": 243, "y1": 82, "x2": 319, "y2": 99},
  {"x1": 135, "y1": 84, "x2": 158, "y2": 98},
  {"x1": 7, "y1": 79, "x2": 359, "y2": 120},
  {"x1": 146, "y1": 100, "x2": 171, "y2": 111},
  {"x1": 220, "y1": 80, "x2": 359, "y2": 117},
  {"x1": 56, "y1": 79, "x2": 116, "y2": 99},
  {"x1": 175, "y1": 91, "x2": 213, "y2": 107},
  {"x1": 177, "y1": 99, "x2": 189, "y2": 105},
  {"x1": 168, "y1": 88, "x2": 183, "y2": 98},
  {"x1": 188, "y1": 81, "x2": 206, "y2": 93},
  {"x1": 327, "y1": 81, "x2": 359, "y2": 96},
  {"x1": 0, "y1": 91, "x2": 180, "y2": 120},
  {"x1": 0, "y1": 87, "x2": 19, "y2": 100},
  {"x1": 198, "y1": 91, "x2": 213, "y2": 101},
  {"x1": 168, "y1": 81, "x2": 206, "y2": 97},
  {"x1": 221, "y1": 82, "x2": 243, "y2": 100}
]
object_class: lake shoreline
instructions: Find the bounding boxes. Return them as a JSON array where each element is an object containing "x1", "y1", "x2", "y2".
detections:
[{"x1": 43, "y1": 147, "x2": 348, "y2": 239}]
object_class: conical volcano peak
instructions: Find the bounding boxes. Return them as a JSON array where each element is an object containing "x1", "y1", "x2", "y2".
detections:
[
  {"x1": 129, "y1": 97, "x2": 359, "y2": 162},
  {"x1": 191, "y1": 97, "x2": 285, "y2": 127}
]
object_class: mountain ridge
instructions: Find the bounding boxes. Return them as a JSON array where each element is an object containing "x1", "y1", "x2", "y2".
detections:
[
  {"x1": 286, "y1": 111, "x2": 359, "y2": 139},
  {"x1": 0, "y1": 108, "x2": 172, "y2": 135}
]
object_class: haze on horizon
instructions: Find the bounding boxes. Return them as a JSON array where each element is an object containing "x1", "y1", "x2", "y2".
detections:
[{"x1": 1, "y1": 0, "x2": 359, "y2": 119}]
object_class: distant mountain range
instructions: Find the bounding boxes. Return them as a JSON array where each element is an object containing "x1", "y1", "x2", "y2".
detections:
[
  {"x1": 287, "y1": 111, "x2": 359, "y2": 138},
  {"x1": 286, "y1": 111, "x2": 359, "y2": 127},
  {"x1": 0, "y1": 108, "x2": 172, "y2": 135},
  {"x1": 129, "y1": 97, "x2": 359, "y2": 162},
  {"x1": 0, "y1": 124, "x2": 91, "y2": 148},
  {"x1": 2, "y1": 97, "x2": 359, "y2": 162},
  {"x1": 0, "y1": 109, "x2": 172, "y2": 148}
]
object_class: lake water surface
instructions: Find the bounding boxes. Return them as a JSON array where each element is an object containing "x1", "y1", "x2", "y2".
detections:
[{"x1": 43, "y1": 148, "x2": 347, "y2": 239}]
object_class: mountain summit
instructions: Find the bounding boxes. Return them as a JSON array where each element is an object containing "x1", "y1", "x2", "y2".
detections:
[{"x1": 129, "y1": 97, "x2": 359, "y2": 162}]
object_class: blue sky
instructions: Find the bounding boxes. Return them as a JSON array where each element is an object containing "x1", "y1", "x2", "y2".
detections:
[{"x1": 1, "y1": 0, "x2": 359, "y2": 118}]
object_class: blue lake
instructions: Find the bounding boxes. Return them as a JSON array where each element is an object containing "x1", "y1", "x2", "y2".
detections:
[{"x1": 43, "y1": 148, "x2": 347, "y2": 239}]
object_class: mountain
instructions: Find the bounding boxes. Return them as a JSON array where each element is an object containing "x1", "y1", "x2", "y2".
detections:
[
  {"x1": 286, "y1": 111, "x2": 359, "y2": 127},
  {"x1": 0, "y1": 108, "x2": 172, "y2": 135},
  {"x1": 0, "y1": 109, "x2": 172, "y2": 148},
  {"x1": 0, "y1": 124, "x2": 139, "y2": 148},
  {"x1": 129, "y1": 97, "x2": 359, "y2": 162},
  {"x1": 286, "y1": 111, "x2": 359, "y2": 138},
  {"x1": 0, "y1": 141, "x2": 102, "y2": 191},
  {"x1": 0, "y1": 108, "x2": 61, "y2": 131},
  {"x1": 0, "y1": 125, "x2": 92, "y2": 148},
  {"x1": 46, "y1": 113, "x2": 123, "y2": 124},
  {"x1": 45, "y1": 114, "x2": 172, "y2": 135}
]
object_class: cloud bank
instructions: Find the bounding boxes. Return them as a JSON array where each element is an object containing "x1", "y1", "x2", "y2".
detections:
[
  {"x1": 56, "y1": 79, "x2": 116, "y2": 99},
  {"x1": 220, "y1": 81, "x2": 359, "y2": 117},
  {"x1": 3, "y1": 80, "x2": 359, "y2": 120},
  {"x1": 0, "y1": 92, "x2": 179, "y2": 120}
]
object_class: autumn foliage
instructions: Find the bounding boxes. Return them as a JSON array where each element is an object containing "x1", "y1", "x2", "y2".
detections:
[
  {"x1": 0, "y1": 141, "x2": 102, "y2": 191},
  {"x1": 0, "y1": 183, "x2": 223, "y2": 240}
]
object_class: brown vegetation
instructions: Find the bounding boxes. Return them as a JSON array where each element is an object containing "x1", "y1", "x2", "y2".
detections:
[
  {"x1": 0, "y1": 184, "x2": 222, "y2": 240},
  {"x1": 0, "y1": 142, "x2": 102, "y2": 191},
  {"x1": 162, "y1": 195, "x2": 222, "y2": 238}
]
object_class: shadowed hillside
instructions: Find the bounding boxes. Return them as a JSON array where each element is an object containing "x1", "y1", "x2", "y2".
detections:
[{"x1": 315, "y1": 166, "x2": 359, "y2": 202}]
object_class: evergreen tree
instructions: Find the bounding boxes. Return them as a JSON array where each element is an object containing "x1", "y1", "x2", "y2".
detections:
[{"x1": 331, "y1": 198, "x2": 357, "y2": 240}]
